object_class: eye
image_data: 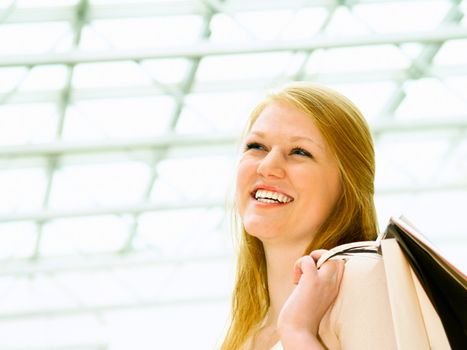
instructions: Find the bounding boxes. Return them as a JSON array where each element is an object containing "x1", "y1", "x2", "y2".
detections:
[
  {"x1": 290, "y1": 147, "x2": 312, "y2": 158},
  {"x1": 244, "y1": 142, "x2": 266, "y2": 152}
]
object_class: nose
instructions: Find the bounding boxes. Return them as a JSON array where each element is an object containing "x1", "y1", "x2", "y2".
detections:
[{"x1": 257, "y1": 149, "x2": 286, "y2": 178}]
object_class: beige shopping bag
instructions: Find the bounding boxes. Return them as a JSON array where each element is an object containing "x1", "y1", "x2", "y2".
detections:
[
  {"x1": 381, "y1": 238, "x2": 450, "y2": 350},
  {"x1": 317, "y1": 216, "x2": 467, "y2": 350}
]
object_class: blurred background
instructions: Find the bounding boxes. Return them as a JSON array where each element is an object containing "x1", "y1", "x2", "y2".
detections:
[{"x1": 0, "y1": 0, "x2": 466, "y2": 349}]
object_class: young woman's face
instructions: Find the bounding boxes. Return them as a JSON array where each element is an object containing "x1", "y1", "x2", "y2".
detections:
[{"x1": 236, "y1": 101, "x2": 342, "y2": 246}]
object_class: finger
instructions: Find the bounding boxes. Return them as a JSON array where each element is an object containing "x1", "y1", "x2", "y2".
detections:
[
  {"x1": 292, "y1": 259, "x2": 303, "y2": 284},
  {"x1": 335, "y1": 258, "x2": 345, "y2": 286},
  {"x1": 319, "y1": 258, "x2": 346, "y2": 284},
  {"x1": 317, "y1": 259, "x2": 340, "y2": 282},
  {"x1": 310, "y1": 249, "x2": 328, "y2": 263},
  {"x1": 293, "y1": 255, "x2": 317, "y2": 284}
]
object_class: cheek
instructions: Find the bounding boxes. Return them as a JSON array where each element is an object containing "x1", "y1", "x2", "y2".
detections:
[
  {"x1": 235, "y1": 161, "x2": 247, "y2": 193},
  {"x1": 295, "y1": 167, "x2": 341, "y2": 212},
  {"x1": 235, "y1": 159, "x2": 255, "y2": 210},
  {"x1": 318, "y1": 171, "x2": 342, "y2": 214},
  {"x1": 324, "y1": 165, "x2": 342, "y2": 201}
]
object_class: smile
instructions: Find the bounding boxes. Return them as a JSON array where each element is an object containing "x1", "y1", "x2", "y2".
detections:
[{"x1": 252, "y1": 189, "x2": 294, "y2": 204}]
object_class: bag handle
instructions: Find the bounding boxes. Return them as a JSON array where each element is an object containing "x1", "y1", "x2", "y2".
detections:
[{"x1": 316, "y1": 239, "x2": 381, "y2": 269}]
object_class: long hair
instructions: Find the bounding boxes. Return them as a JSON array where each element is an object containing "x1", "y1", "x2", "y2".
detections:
[{"x1": 221, "y1": 82, "x2": 378, "y2": 350}]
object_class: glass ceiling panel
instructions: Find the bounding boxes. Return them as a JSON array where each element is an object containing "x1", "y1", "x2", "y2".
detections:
[
  {"x1": 42, "y1": 216, "x2": 131, "y2": 255},
  {"x1": 396, "y1": 77, "x2": 467, "y2": 117},
  {"x1": 140, "y1": 58, "x2": 191, "y2": 84},
  {"x1": 305, "y1": 45, "x2": 411, "y2": 73},
  {"x1": 353, "y1": 1, "x2": 451, "y2": 32},
  {"x1": 444, "y1": 76, "x2": 467, "y2": 101},
  {"x1": 376, "y1": 131, "x2": 455, "y2": 186},
  {"x1": 0, "y1": 22, "x2": 71, "y2": 54},
  {"x1": 151, "y1": 155, "x2": 235, "y2": 202},
  {"x1": 236, "y1": 9, "x2": 325, "y2": 40},
  {"x1": 72, "y1": 62, "x2": 155, "y2": 88},
  {"x1": 49, "y1": 161, "x2": 151, "y2": 208},
  {"x1": 0, "y1": 167, "x2": 46, "y2": 213},
  {"x1": 90, "y1": 15, "x2": 204, "y2": 49},
  {"x1": 434, "y1": 38, "x2": 467, "y2": 64},
  {"x1": 322, "y1": 81, "x2": 397, "y2": 120},
  {"x1": 175, "y1": 90, "x2": 261, "y2": 133},
  {"x1": 0, "y1": 0, "x2": 466, "y2": 349},
  {"x1": 18, "y1": 65, "x2": 68, "y2": 90},
  {"x1": 137, "y1": 208, "x2": 226, "y2": 256},
  {"x1": 0, "y1": 222, "x2": 37, "y2": 259},
  {"x1": 0, "y1": 103, "x2": 58, "y2": 144},
  {"x1": 11, "y1": 0, "x2": 79, "y2": 7},
  {"x1": 64, "y1": 96, "x2": 175, "y2": 140},
  {"x1": 196, "y1": 52, "x2": 300, "y2": 83}
]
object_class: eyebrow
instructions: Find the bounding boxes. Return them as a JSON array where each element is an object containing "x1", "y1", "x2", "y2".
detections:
[{"x1": 250, "y1": 131, "x2": 324, "y2": 150}]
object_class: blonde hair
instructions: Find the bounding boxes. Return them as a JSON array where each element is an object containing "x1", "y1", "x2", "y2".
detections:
[{"x1": 221, "y1": 82, "x2": 378, "y2": 350}]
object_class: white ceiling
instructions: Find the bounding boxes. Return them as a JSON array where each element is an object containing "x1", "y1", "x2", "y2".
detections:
[{"x1": 0, "y1": 0, "x2": 466, "y2": 349}]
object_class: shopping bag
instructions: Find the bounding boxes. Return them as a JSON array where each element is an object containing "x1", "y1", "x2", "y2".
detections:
[
  {"x1": 383, "y1": 217, "x2": 466, "y2": 350},
  {"x1": 317, "y1": 216, "x2": 467, "y2": 350}
]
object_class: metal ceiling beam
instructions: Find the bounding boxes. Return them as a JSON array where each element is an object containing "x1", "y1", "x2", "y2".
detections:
[
  {"x1": 2, "y1": 226, "x2": 466, "y2": 275},
  {"x1": 0, "y1": 118, "x2": 466, "y2": 158},
  {"x1": 0, "y1": 344, "x2": 107, "y2": 350},
  {"x1": 3, "y1": 1, "x2": 202, "y2": 23},
  {"x1": 370, "y1": 118, "x2": 467, "y2": 134},
  {"x1": 376, "y1": 182, "x2": 467, "y2": 194},
  {"x1": 120, "y1": 1, "x2": 220, "y2": 253},
  {"x1": 0, "y1": 228, "x2": 464, "y2": 276},
  {"x1": 0, "y1": 199, "x2": 225, "y2": 223},
  {"x1": 0, "y1": 180, "x2": 466, "y2": 223},
  {"x1": 0, "y1": 133, "x2": 238, "y2": 158},
  {"x1": 2, "y1": 0, "x2": 435, "y2": 24},
  {"x1": 32, "y1": 0, "x2": 90, "y2": 260},
  {"x1": 1, "y1": 27, "x2": 467, "y2": 67},
  {"x1": 0, "y1": 294, "x2": 228, "y2": 321},
  {"x1": 379, "y1": 2, "x2": 463, "y2": 117},
  {"x1": 0, "y1": 253, "x2": 230, "y2": 276},
  {"x1": 3, "y1": 64, "x2": 467, "y2": 105}
]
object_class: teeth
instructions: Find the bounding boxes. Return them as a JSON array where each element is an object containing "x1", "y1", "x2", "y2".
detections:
[
  {"x1": 257, "y1": 198, "x2": 277, "y2": 204},
  {"x1": 254, "y1": 189, "x2": 292, "y2": 203}
]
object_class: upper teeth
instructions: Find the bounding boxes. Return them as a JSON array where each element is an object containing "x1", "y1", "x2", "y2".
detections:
[{"x1": 255, "y1": 189, "x2": 292, "y2": 203}]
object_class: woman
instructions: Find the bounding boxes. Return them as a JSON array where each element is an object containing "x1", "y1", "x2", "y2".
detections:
[{"x1": 221, "y1": 82, "x2": 396, "y2": 349}]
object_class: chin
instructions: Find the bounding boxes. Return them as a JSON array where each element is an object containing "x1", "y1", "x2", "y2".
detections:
[{"x1": 243, "y1": 220, "x2": 282, "y2": 241}]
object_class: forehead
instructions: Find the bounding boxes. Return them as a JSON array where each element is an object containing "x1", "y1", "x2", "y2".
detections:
[{"x1": 249, "y1": 101, "x2": 325, "y2": 144}]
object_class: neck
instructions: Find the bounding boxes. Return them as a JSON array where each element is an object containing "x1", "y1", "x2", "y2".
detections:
[{"x1": 262, "y1": 240, "x2": 309, "y2": 326}]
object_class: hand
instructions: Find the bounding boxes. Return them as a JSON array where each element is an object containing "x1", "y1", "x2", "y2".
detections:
[{"x1": 277, "y1": 250, "x2": 345, "y2": 348}]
